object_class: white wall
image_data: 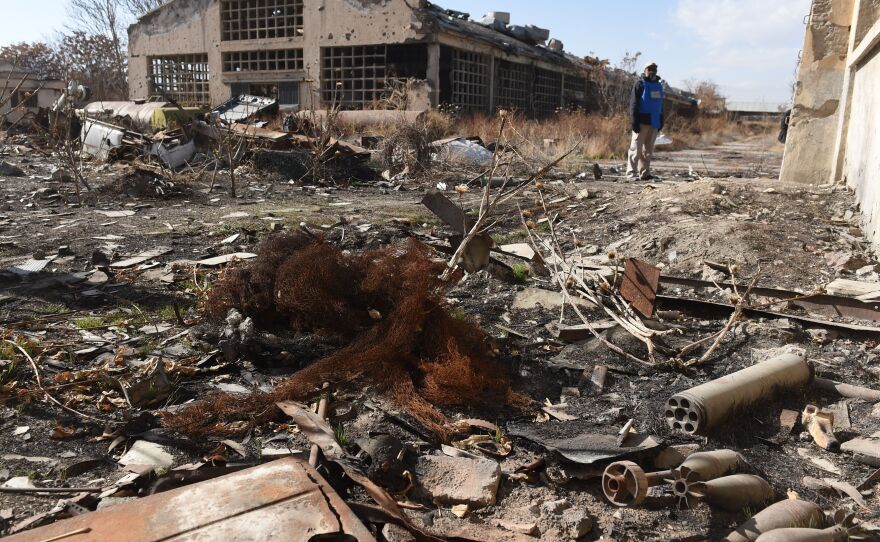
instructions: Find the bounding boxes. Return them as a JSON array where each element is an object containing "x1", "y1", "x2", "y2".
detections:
[{"x1": 846, "y1": 43, "x2": 880, "y2": 245}]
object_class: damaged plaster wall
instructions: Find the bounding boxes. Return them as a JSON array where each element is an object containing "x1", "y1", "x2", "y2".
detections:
[
  {"x1": 786, "y1": 0, "x2": 880, "y2": 250},
  {"x1": 128, "y1": 0, "x2": 221, "y2": 103},
  {"x1": 780, "y1": 0, "x2": 853, "y2": 185}
]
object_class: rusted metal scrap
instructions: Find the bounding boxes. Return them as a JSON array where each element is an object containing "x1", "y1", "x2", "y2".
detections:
[
  {"x1": 3, "y1": 457, "x2": 376, "y2": 542},
  {"x1": 620, "y1": 258, "x2": 660, "y2": 317},
  {"x1": 660, "y1": 274, "x2": 880, "y2": 323},
  {"x1": 666, "y1": 349, "x2": 813, "y2": 435},
  {"x1": 657, "y1": 294, "x2": 880, "y2": 339},
  {"x1": 421, "y1": 188, "x2": 493, "y2": 273},
  {"x1": 724, "y1": 499, "x2": 825, "y2": 542},
  {"x1": 602, "y1": 449, "x2": 743, "y2": 507}
]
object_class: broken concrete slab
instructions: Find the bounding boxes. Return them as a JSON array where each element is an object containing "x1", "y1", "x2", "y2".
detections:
[
  {"x1": 95, "y1": 209, "x2": 136, "y2": 218},
  {"x1": 841, "y1": 433, "x2": 880, "y2": 467},
  {"x1": 196, "y1": 253, "x2": 257, "y2": 266},
  {"x1": 8, "y1": 255, "x2": 56, "y2": 275},
  {"x1": 117, "y1": 440, "x2": 174, "y2": 472},
  {"x1": 414, "y1": 454, "x2": 501, "y2": 508},
  {"x1": 511, "y1": 287, "x2": 594, "y2": 311},
  {"x1": 111, "y1": 247, "x2": 172, "y2": 269}
]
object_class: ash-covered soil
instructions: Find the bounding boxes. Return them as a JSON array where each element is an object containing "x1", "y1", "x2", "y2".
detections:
[{"x1": 1, "y1": 134, "x2": 878, "y2": 541}]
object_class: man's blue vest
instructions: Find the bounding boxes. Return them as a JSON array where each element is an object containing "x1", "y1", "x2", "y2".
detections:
[{"x1": 639, "y1": 79, "x2": 664, "y2": 129}]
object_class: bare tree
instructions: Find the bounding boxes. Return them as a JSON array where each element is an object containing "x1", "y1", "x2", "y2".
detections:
[
  {"x1": 119, "y1": 0, "x2": 167, "y2": 17},
  {"x1": 66, "y1": 0, "x2": 126, "y2": 76},
  {"x1": 685, "y1": 79, "x2": 727, "y2": 113}
]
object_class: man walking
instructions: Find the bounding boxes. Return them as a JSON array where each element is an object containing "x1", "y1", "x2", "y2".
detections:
[{"x1": 626, "y1": 62, "x2": 664, "y2": 180}]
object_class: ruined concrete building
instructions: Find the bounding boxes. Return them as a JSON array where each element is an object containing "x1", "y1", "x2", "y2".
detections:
[
  {"x1": 128, "y1": 0, "x2": 697, "y2": 117},
  {"x1": 782, "y1": 0, "x2": 880, "y2": 248},
  {"x1": 0, "y1": 62, "x2": 64, "y2": 125}
]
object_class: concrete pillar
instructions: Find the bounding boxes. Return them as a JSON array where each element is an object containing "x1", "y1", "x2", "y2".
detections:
[
  {"x1": 426, "y1": 42, "x2": 440, "y2": 107},
  {"x1": 829, "y1": 0, "x2": 862, "y2": 183},
  {"x1": 488, "y1": 55, "x2": 496, "y2": 112},
  {"x1": 779, "y1": 0, "x2": 855, "y2": 185}
]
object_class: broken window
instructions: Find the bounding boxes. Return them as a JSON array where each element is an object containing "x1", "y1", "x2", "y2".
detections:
[
  {"x1": 563, "y1": 75, "x2": 587, "y2": 109},
  {"x1": 221, "y1": 0, "x2": 304, "y2": 41},
  {"x1": 230, "y1": 81, "x2": 300, "y2": 105},
  {"x1": 223, "y1": 49, "x2": 304, "y2": 72},
  {"x1": 534, "y1": 67, "x2": 562, "y2": 117},
  {"x1": 495, "y1": 60, "x2": 532, "y2": 113},
  {"x1": 320, "y1": 44, "x2": 427, "y2": 109},
  {"x1": 321, "y1": 45, "x2": 386, "y2": 108},
  {"x1": 449, "y1": 49, "x2": 490, "y2": 114},
  {"x1": 148, "y1": 54, "x2": 210, "y2": 106}
]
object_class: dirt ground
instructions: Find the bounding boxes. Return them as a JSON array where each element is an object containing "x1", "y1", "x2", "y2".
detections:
[{"x1": 1, "y1": 131, "x2": 879, "y2": 541}]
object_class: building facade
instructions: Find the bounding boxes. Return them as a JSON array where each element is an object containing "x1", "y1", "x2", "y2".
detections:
[
  {"x1": 129, "y1": 0, "x2": 697, "y2": 116},
  {"x1": 780, "y1": 0, "x2": 880, "y2": 249},
  {"x1": 0, "y1": 62, "x2": 65, "y2": 125}
]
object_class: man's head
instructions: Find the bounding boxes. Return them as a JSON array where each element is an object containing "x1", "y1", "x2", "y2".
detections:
[{"x1": 644, "y1": 62, "x2": 658, "y2": 78}]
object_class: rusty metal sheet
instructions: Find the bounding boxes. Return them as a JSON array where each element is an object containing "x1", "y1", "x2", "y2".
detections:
[
  {"x1": 5, "y1": 457, "x2": 376, "y2": 542},
  {"x1": 620, "y1": 258, "x2": 660, "y2": 317},
  {"x1": 656, "y1": 294, "x2": 880, "y2": 339},
  {"x1": 421, "y1": 188, "x2": 475, "y2": 235},
  {"x1": 660, "y1": 274, "x2": 880, "y2": 322}
]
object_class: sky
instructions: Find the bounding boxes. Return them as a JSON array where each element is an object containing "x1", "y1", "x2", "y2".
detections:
[{"x1": 0, "y1": 0, "x2": 811, "y2": 104}]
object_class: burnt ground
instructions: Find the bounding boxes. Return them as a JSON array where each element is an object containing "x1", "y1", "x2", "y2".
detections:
[{"x1": 0, "y1": 132, "x2": 879, "y2": 541}]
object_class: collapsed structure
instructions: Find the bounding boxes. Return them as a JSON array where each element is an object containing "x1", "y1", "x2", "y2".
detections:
[
  {"x1": 127, "y1": 0, "x2": 697, "y2": 116},
  {"x1": 781, "y1": 0, "x2": 880, "y2": 248}
]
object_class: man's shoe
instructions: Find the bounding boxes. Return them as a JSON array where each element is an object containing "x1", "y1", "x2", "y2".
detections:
[{"x1": 639, "y1": 173, "x2": 656, "y2": 181}]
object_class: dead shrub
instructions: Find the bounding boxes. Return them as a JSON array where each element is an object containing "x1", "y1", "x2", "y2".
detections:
[
  {"x1": 378, "y1": 110, "x2": 453, "y2": 172},
  {"x1": 169, "y1": 232, "x2": 525, "y2": 440},
  {"x1": 454, "y1": 111, "x2": 630, "y2": 166}
]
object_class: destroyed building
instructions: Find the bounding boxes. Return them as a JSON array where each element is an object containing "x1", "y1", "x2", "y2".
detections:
[
  {"x1": 127, "y1": 0, "x2": 697, "y2": 116},
  {"x1": 0, "y1": 62, "x2": 65, "y2": 126},
  {"x1": 781, "y1": 0, "x2": 880, "y2": 248}
]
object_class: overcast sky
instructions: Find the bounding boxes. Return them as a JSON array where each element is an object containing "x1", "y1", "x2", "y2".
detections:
[{"x1": 0, "y1": 0, "x2": 811, "y2": 104}]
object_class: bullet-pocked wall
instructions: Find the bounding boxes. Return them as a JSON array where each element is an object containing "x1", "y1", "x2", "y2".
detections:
[
  {"x1": 128, "y1": 0, "x2": 429, "y2": 108},
  {"x1": 128, "y1": 0, "x2": 698, "y2": 116}
]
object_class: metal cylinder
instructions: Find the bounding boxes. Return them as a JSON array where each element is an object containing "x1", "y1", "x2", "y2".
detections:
[
  {"x1": 725, "y1": 499, "x2": 825, "y2": 542},
  {"x1": 672, "y1": 449, "x2": 743, "y2": 497},
  {"x1": 666, "y1": 350, "x2": 812, "y2": 435},
  {"x1": 689, "y1": 474, "x2": 774, "y2": 511}
]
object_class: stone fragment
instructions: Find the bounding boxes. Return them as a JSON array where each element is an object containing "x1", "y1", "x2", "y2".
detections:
[
  {"x1": 118, "y1": 440, "x2": 174, "y2": 472},
  {"x1": 414, "y1": 454, "x2": 501, "y2": 508}
]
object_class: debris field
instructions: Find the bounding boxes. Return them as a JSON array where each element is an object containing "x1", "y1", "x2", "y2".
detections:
[{"x1": 0, "y1": 103, "x2": 879, "y2": 542}]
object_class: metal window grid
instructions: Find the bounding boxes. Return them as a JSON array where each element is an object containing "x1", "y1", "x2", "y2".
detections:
[
  {"x1": 221, "y1": 0, "x2": 304, "y2": 41},
  {"x1": 563, "y1": 75, "x2": 586, "y2": 97},
  {"x1": 534, "y1": 67, "x2": 562, "y2": 117},
  {"x1": 148, "y1": 54, "x2": 210, "y2": 106},
  {"x1": 495, "y1": 60, "x2": 531, "y2": 113},
  {"x1": 320, "y1": 45, "x2": 388, "y2": 107},
  {"x1": 450, "y1": 49, "x2": 489, "y2": 113},
  {"x1": 222, "y1": 49, "x2": 304, "y2": 72}
]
